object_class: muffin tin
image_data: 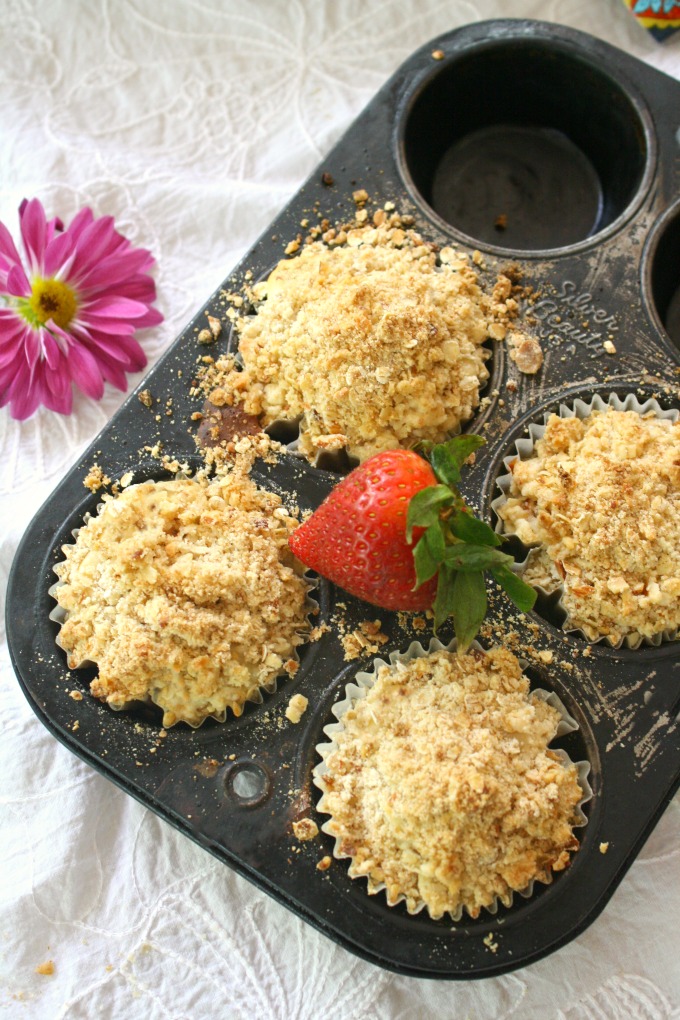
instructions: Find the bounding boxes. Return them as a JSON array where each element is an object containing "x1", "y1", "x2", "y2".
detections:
[{"x1": 6, "y1": 20, "x2": 680, "y2": 978}]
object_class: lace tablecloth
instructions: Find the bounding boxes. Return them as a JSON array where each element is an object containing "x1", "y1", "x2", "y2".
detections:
[{"x1": 2, "y1": 2, "x2": 679, "y2": 1017}]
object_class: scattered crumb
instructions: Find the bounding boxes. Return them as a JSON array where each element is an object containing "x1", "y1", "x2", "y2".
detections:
[
  {"x1": 599, "y1": 842, "x2": 609, "y2": 854},
  {"x1": 197, "y1": 328, "x2": 214, "y2": 344},
  {"x1": 494, "y1": 214, "x2": 508, "y2": 230},
  {"x1": 292, "y1": 817, "x2": 319, "y2": 841},
  {"x1": 352, "y1": 188, "x2": 369, "y2": 205},
  {"x1": 35, "y1": 961, "x2": 55, "y2": 976},
  {"x1": 537, "y1": 650, "x2": 553, "y2": 664},
  {"x1": 321, "y1": 172, "x2": 334, "y2": 187},
  {"x1": 316, "y1": 855, "x2": 332, "y2": 871},
  {"x1": 341, "y1": 619, "x2": 389, "y2": 661},
  {"x1": 603, "y1": 340, "x2": 617, "y2": 354},
  {"x1": 138, "y1": 389, "x2": 153, "y2": 408},
  {"x1": 507, "y1": 331, "x2": 544, "y2": 374},
  {"x1": 309, "y1": 622, "x2": 331, "y2": 642},
  {"x1": 431, "y1": 49, "x2": 445, "y2": 60},
  {"x1": 285, "y1": 693, "x2": 308, "y2": 724},
  {"x1": 68, "y1": 690, "x2": 83, "y2": 701},
  {"x1": 206, "y1": 314, "x2": 222, "y2": 339},
  {"x1": 83, "y1": 463, "x2": 111, "y2": 493},
  {"x1": 483, "y1": 933, "x2": 499, "y2": 953}
]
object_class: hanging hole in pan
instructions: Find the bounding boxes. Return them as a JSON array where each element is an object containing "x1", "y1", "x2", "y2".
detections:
[{"x1": 225, "y1": 760, "x2": 271, "y2": 807}]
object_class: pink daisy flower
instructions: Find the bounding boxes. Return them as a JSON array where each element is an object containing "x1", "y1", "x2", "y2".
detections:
[{"x1": 0, "y1": 198, "x2": 163, "y2": 419}]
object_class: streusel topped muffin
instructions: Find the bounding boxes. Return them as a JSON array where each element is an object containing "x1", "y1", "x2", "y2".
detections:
[
  {"x1": 316, "y1": 646, "x2": 584, "y2": 920},
  {"x1": 53, "y1": 469, "x2": 311, "y2": 726},
  {"x1": 498, "y1": 408, "x2": 680, "y2": 644}
]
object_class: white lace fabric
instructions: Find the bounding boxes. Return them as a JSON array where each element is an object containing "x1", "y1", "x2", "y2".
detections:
[{"x1": 1, "y1": 2, "x2": 679, "y2": 1017}]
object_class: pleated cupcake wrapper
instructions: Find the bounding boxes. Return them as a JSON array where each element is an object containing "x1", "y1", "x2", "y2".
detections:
[
  {"x1": 491, "y1": 392, "x2": 680, "y2": 650},
  {"x1": 313, "y1": 637, "x2": 592, "y2": 923},
  {"x1": 49, "y1": 490, "x2": 318, "y2": 728}
]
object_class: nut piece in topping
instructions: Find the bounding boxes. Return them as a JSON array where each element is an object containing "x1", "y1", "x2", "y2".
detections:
[{"x1": 507, "y1": 331, "x2": 543, "y2": 374}]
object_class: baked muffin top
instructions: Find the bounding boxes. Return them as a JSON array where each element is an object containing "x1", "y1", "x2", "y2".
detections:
[
  {"x1": 54, "y1": 469, "x2": 310, "y2": 726},
  {"x1": 317, "y1": 646, "x2": 583, "y2": 919},
  {"x1": 204, "y1": 225, "x2": 517, "y2": 463},
  {"x1": 498, "y1": 409, "x2": 680, "y2": 643}
]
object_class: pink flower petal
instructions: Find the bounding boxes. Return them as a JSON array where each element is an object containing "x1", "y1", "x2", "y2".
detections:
[
  {"x1": 19, "y1": 198, "x2": 48, "y2": 271},
  {"x1": 75, "y1": 247, "x2": 156, "y2": 291},
  {"x1": 43, "y1": 229, "x2": 76, "y2": 279},
  {"x1": 67, "y1": 341, "x2": 104, "y2": 400},
  {"x1": 84, "y1": 296, "x2": 155, "y2": 320},
  {"x1": 6, "y1": 263, "x2": 30, "y2": 297}
]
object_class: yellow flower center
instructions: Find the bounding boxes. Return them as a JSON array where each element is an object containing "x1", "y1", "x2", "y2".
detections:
[{"x1": 27, "y1": 277, "x2": 78, "y2": 330}]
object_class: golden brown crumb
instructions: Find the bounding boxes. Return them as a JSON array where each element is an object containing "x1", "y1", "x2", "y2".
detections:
[
  {"x1": 197, "y1": 328, "x2": 214, "y2": 344},
  {"x1": 316, "y1": 855, "x2": 332, "y2": 871},
  {"x1": 205, "y1": 223, "x2": 518, "y2": 463},
  {"x1": 499, "y1": 409, "x2": 680, "y2": 643},
  {"x1": 603, "y1": 340, "x2": 617, "y2": 354},
  {"x1": 68, "y1": 690, "x2": 83, "y2": 700},
  {"x1": 138, "y1": 389, "x2": 153, "y2": 408},
  {"x1": 341, "y1": 619, "x2": 389, "y2": 661},
  {"x1": 317, "y1": 647, "x2": 582, "y2": 920},
  {"x1": 293, "y1": 817, "x2": 319, "y2": 841},
  {"x1": 54, "y1": 470, "x2": 311, "y2": 727},
  {"x1": 83, "y1": 463, "x2": 110, "y2": 493},
  {"x1": 599, "y1": 841, "x2": 610, "y2": 854},
  {"x1": 431, "y1": 49, "x2": 445, "y2": 60},
  {"x1": 285, "y1": 693, "x2": 308, "y2": 724},
  {"x1": 35, "y1": 961, "x2": 55, "y2": 976}
]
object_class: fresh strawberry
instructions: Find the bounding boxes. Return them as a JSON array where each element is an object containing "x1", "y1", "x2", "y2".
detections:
[
  {"x1": 289, "y1": 449, "x2": 437, "y2": 610},
  {"x1": 290, "y1": 436, "x2": 537, "y2": 647}
]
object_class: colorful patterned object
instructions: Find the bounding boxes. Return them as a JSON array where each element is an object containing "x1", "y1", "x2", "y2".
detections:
[{"x1": 622, "y1": 0, "x2": 680, "y2": 40}]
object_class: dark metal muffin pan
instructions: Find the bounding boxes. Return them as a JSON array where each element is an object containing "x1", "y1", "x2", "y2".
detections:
[{"x1": 6, "y1": 20, "x2": 680, "y2": 979}]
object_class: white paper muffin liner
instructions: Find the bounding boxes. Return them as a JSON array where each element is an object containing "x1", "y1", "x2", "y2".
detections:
[
  {"x1": 49, "y1": 486, "x2": 318, "y2": 728},
  {"x1": 491, "y1": 392, "x2": 680, "y2": 650},
  {"x1": 313, "y1": 637, "x2": 592, "y2": 923}
]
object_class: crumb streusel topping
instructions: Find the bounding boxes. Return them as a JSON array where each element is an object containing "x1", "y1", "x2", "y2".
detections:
[
  {"x1": 204, "y1": 224, "x2": 518, "y2": 463},
  {"x1": 54, "y1": 470, "x2": 310, "y2": 727},
  {"x1": 498, "y1": 409, "x2": 680, "y2": 643},
  {"x1": 317, "y1": 647, "x2": 582, "y2": 919}
]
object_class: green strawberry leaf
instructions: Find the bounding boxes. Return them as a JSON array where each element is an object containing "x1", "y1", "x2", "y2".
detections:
[
  {"x1": 491, "y1": 564, "x2": 537, "y2": 613},
  {"x1": 451, "y1": 569, "x2": 487, "y2": 651},
  {"x1": 449, "y1": 509, "x2": 503, "y2": 547},
  {"x1": 433, "y1": 562, "x2": 458, "y2": 631},
  {"x1": 413, "y1": 522, "x2": 446, "y2": 587},
  {"x1": 430, "y1": 435, "x2": 486, "y2": 486},
  {"x1": 443, "y1": 544, "x2": 513, "y2": 572},
  {"x1": 406, "y1": 485, "x2": 455, "y2": 542}
]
